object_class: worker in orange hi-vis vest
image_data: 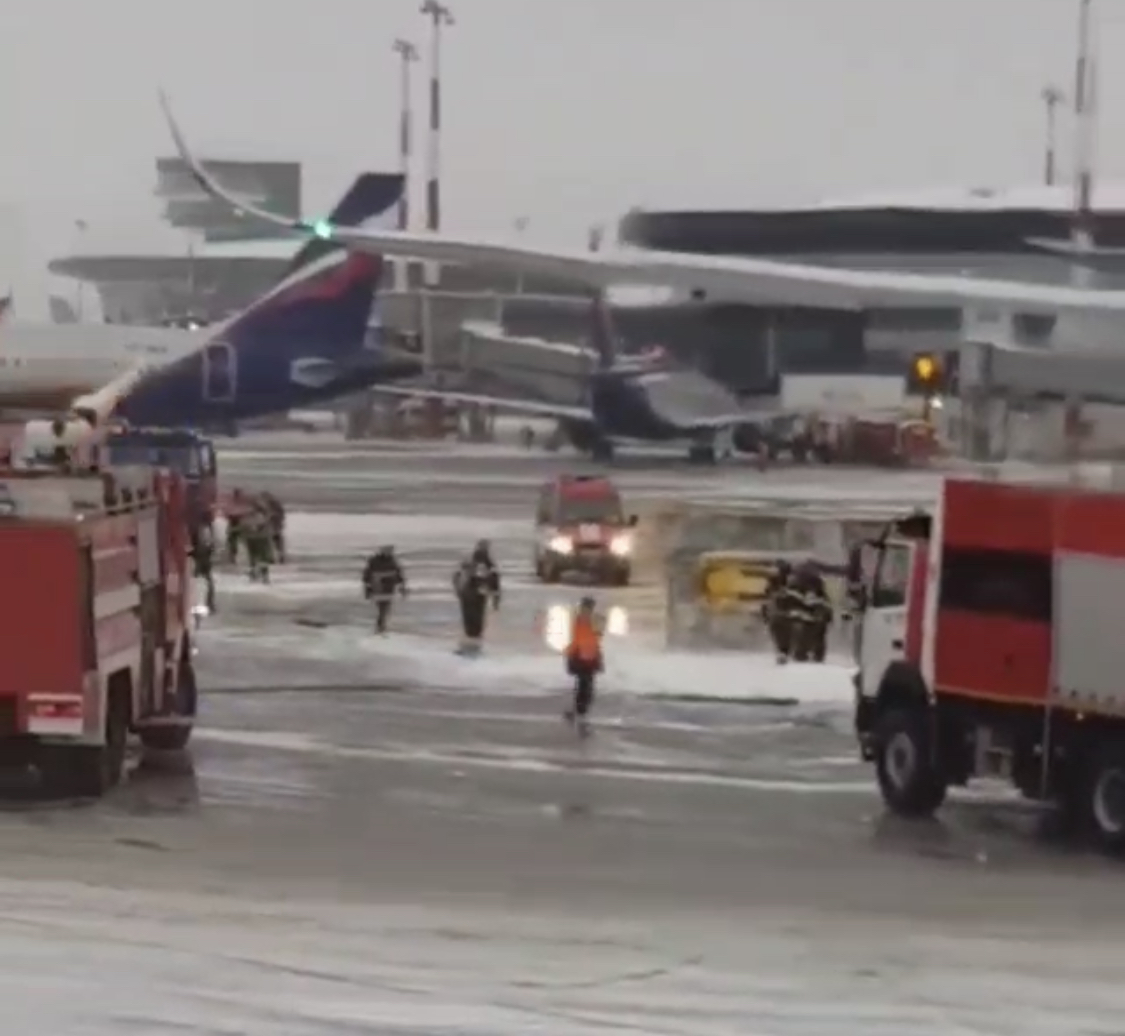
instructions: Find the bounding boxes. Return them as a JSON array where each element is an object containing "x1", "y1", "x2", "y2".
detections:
[{"x1": 563, "y1": 596, "x2": 604, "y2": 730}]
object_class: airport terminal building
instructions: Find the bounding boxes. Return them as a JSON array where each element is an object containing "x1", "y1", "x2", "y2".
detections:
[
  {"x1": 48, "y1": 176, "x2": 1125, "y2": 397},
  {"x1": 506, "y1": 184, "x2": 1125, "y2": 393},
  {"x1": 48, "y1": 157, "x2": 306, "y2": 324}
]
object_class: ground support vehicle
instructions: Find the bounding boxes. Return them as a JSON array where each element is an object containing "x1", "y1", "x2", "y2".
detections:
[
  {"x1": 103, "y1": 427, "x2": 217, "y2": 533},
  {"x1": 0, "y1": 465, "x2": 198, "y2": 796},
  {"x1": 533, "y1": 474, "x2": 637, "y2": 586},
  {"x1": 852, "y1": 476, "x2": 1125, "y2": 850}
]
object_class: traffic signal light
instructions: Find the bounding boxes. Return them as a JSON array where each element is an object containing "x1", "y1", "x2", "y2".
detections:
[{"x1": 913, "y1": 353, "x2": 941, "y2": 388}]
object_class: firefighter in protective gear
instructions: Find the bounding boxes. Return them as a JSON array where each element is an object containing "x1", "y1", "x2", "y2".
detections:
[
  {"x1": 762, "y1": 560, "x2": 797, "y2": 663},
  {"x1": 564, "y1": 596, "x2": 604, "y2": 726},
  {"x1": 244, "y1": 506, "x2": 274, "y2": 583},
  {"x1": 224, "y1": 488, "x2": 252, "y2": 565},
  {"x1": 363, "y1": 546, "x2": 407, "y2": 634},
  {"x1": 260, "y1": 491, "x2": 287, "y2": 564},
  {"x1": 790, "y1": 561, "x2": 832, "y2": 663},
  {"x1": 453, "y1": 541, "x2": 501, "y2": 654},
  {"x1": 191, "y1": 523, "x2": 217, "y2": 614}
]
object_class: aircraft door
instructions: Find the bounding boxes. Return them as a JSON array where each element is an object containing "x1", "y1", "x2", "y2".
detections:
[{"x1": 202, "y1": 341, "x2": 236, "y2": 402}]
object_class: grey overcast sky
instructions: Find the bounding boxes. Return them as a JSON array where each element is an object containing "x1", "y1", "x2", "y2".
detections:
[{"x1": 2, "y1": 0, "x2": 1125, "y2": 287}]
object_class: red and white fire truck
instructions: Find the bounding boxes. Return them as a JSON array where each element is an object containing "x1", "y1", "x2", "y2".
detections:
[
  {"x1": 0, "y1": 464, "x2": 197, "y2": 796},
  {"x1": 853, "y1": 475, "x2": 1125, "y2": 849}
]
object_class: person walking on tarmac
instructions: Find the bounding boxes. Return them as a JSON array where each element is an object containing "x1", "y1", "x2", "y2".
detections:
[
  {"x1": 564, "y1": 596, "x2": 604, "y2": 732},
  {"x1": 453, "y1": 539, "x2": 501, "y2": 655},
  {"x1": 363, "y1": 545, "x2": 407, "y2": 634},
  {"x1": 244, "y1": 505, "x2": 274, "y2": 583},
  {"x1": 762, "y1": 560, "x2": 797, "y2": 664},
  {"x1": 191, "y1": 522, "x2": 217, "y2": 614},
  {"x1": 790, "y1": 560, "x2": 833, "y2": 663},
  {"x1": 260, "y1": 491, "x2": 287, "y2": 564},
  {"x1": 224, "y1": 488, "x2": 251, "y2": 565}
]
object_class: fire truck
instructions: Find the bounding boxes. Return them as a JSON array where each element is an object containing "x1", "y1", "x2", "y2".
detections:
[
  {"x1": 102, "y1": 427, "x2": 218, "y2": 533},
  {"x1": 852, "y1": 476, "x2": 1125, "y2": 849},
  {"x1": 0, "y1": 464, "x2": 197, "y2": 796}
]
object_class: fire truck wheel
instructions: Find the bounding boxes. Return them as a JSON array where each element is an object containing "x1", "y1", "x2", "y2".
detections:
[
  {"x1": 874, "y1": 708, "x2": 947, "y2": 818},
  {"x1": 1089, "y1": 749, "x2": 1125, "y2": 852},
  {"x1": 44, "y1": 685, "x2": 130, "y2": 798},
  {"x1": 141, "y1": 656, "x2": 197, "y2": 752}
]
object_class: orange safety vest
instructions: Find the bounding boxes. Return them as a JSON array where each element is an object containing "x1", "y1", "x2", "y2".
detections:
[{"x1": 567, "y1": 612, "x2": 602, "y2": 662}]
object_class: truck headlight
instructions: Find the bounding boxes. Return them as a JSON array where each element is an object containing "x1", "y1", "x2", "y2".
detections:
[
  {"x1": 609, "y1": 534, "x2": 632, "y2": 557},
  {"x1": 548, "y1": 535, "x2": 573, "y2": 554}
]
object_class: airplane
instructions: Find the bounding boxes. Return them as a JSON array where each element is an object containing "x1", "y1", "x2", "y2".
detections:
[
  {"x1": 0, "y1": 172, "x2": 423, "y2": 439},
  {"x1": 159, "y1": 95, "x2": 1125, "y2": 333},
  {"x1": 378, "y1": 296, "x2": 773, "y2": 462}
]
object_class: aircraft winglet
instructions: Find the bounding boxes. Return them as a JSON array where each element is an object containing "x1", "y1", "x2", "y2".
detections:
[{"x1": 158, "y1": 91, "x2": 312, "y2": 238}]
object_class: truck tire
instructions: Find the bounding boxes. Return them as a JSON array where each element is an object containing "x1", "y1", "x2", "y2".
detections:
[
  {"x1": 46, "y1": 686, "x2": 130, "y2": 798},
  {"x1": 141, "y1": 655, "x2": 197, "y2": 752},
  {"x1": 140, "y1": 725, "x2": 192, "y2": 752},
  {"x1": 1088, "y1": 746, "x2": 1125, "y2": 853},
  {"x1": 874, "y1": 707, "x2": 947, "y2": 818}
]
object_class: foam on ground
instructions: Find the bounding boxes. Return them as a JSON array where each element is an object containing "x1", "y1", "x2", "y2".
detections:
[{"x1": 200, "y1": 622, "x2": 853, "y2": 707}]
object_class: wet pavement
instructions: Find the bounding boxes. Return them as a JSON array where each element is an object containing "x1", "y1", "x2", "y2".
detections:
[{"x1": 3, "y1": 433, "x2": 1124, "y2": 1033}]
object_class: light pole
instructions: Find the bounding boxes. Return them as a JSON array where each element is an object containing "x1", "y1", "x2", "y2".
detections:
[
  {"x1": 392, "y1": 38, "x2": 419, "y2": 233},
  {"x1": 393, "y1": 38, "x2": 419, "y2": 293},
  {"x1": 73, "y1": 218, "x2": 88, "y2": 319},
  {"x1": 513, "y1": 216, "x2": 528, "y2": 294},
  {"x1": 1041, "y1": 84, "x2": 1065, "y2": 186},
  {"x1": 420, "y1": 0, "x2": 453, "y2": 286}
]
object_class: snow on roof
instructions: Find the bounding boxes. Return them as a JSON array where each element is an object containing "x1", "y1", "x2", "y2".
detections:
[{"x1": 808, "y1": 182, "x2": 1125, "y2": 213}]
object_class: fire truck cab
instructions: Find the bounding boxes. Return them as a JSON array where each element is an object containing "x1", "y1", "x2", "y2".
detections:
[
  {"x1": 103, "y1": 427, "x2": 217, "y2": 533},
  {"x1": 0, "y1": 465, "x2": 198, "y2": 796},
  {"x1": 852, "y1": 476, "x2": 1125, "y2": 849}
]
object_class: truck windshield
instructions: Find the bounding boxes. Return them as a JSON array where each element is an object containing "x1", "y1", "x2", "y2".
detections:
[
  {"x1": 558, "y1": 496, "x2": 624, "y2": 524},
  {"x1": 107, "y1": 440, "x2": 205, "y2": 477}
]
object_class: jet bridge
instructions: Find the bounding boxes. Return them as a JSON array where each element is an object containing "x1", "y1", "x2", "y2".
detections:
[
  {"x1": 960, "y1": 339, "x2": 1125, "y2": 405},
  {"x1": 956, "y1": 324, "x2": 1125, "y2": 461}
]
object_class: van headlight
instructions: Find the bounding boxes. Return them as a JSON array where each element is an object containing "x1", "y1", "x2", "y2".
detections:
[
  {"x1": 548, "y1": 535, "x2": 573, "y2": 554},
  {"x1": 609, "y1": 534, "x2": 632, "y2": 557}
]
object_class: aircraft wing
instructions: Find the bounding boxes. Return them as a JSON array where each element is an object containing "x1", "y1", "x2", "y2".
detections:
[
  {"x1": 373, "y1": 384, "x2": 593, "y2": 422},
  {"x1": 70, "y1": 365, "x2": 149, "y2": 425},
  {"x1": 161, "y1": 94, "x2": 1125, "y2": 316}
]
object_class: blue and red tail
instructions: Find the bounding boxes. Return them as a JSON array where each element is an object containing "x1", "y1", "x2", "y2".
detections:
[{"x1": 119, "y1": 173, "x2": 405, "y2": 425}]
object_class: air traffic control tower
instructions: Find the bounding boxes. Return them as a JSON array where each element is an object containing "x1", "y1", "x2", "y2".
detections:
[{"x1": 49, "y1": 157, "x2": 302, "y2": 324}]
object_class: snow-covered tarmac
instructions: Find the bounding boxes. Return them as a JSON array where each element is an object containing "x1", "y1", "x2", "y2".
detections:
[{"x1": 1, "y1": 436, "x2": 1122, "y2": 1034}]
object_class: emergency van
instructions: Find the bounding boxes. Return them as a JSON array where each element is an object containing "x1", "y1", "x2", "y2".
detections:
[
  {"x1": 533, "y1": 475, "x2": 637, "y2": 585},
  {"x1": 852, "y1": 476, "x2": 1125, "y2": 850}
]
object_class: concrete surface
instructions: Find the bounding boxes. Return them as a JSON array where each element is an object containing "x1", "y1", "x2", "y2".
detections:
[{"x1": 1, "y1": 433, "x2": 1122, "y2": 1034}]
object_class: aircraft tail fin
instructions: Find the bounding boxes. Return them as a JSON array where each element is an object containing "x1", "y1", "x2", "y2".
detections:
[{"x1": 284, "y1": 173, "x2": 404, "y2": 278}]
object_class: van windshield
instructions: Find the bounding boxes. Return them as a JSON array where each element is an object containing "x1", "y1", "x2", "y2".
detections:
[{"x1": 558, "y1": 494, "x2": 624, "y2": 524}]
